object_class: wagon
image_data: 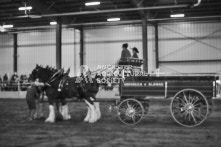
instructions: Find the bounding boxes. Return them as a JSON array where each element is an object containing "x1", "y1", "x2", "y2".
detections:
[{"x1": 115, "y1": 59, "x2": 220, "y2": 127}]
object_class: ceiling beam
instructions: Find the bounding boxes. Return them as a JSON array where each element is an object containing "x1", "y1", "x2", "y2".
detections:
[
  {"x1": 29, "y1": 0, "x2": 76, "y2": 24},
  {"x1": 0, "y1": 4, "x2": 189, "y2": 21},
  {"x1": 130, "y1": 0, "x2": 145, "y2": 18}
]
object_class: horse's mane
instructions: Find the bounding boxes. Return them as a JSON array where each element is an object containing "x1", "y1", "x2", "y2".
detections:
[{"x1": 39, "y1": 65, "x2": 59, "y2": 75}]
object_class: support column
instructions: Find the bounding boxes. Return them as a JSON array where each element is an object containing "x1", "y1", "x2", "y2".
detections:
[
  {"x1": 155, "y1": 23, "x2": 159, "y2": 69},
  {"x1": 142, "y1": 15, "x2": 148, "y2": 72},
  {"x1": 80, "y1": 27, "x2": 84, "y2": 66},
  {"x1": 13, "y1": 34, "x2": 18, "y2": 73},
  {"x1": 56, "y1": 19, "x2": 62, "y2": 69}
]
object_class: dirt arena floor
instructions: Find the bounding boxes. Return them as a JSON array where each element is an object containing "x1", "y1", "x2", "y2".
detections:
[{"x1": 0, "y1": 98, "x2": 221, "y2": 147}]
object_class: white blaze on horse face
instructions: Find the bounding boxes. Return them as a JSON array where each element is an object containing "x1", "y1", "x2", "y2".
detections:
[
  {"x1": 84, "y1": 106, "x2": 91, "y2": 122},
  {"x1": 94, "y1": 102, "x2": 101, "y2": 120},
  {"x1": 45, "y1": 105, "x2": 55, "y2": 123}
]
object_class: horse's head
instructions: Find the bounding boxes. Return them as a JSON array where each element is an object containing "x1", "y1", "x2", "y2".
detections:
[
  {"x1": 30, "y1": 64, "x2": 54, "y2": 83},
  {"x1": 30, "y1": 64, "x2": 41, "y2": 81}
]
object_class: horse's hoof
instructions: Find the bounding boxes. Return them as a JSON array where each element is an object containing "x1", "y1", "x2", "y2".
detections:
[
  {"x1": 83, "y1": 119, "x2": 88, "y2": 123},
  {"x1": 83, "y1": 117, "x2": 90, "y2": 122},
  {"x1": 88, "y1": 118, "x2": 97, "y2": 123},
  {"x1": 62, "y1": 115, "x2": 71, "y2": 120},
  {"x1": 45, "y1": 118, "x2": 55, "y2": 123}
]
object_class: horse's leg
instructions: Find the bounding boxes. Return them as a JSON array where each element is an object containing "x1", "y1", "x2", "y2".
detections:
[
  {"x1": 94, "y1": 102, "x2": 101, "y2": 120},
  {"x1": 45, "y1": 97, "x2": 55, "y2": 123},
  {"x1": 60, "y1": 99, "x2": 71, "y2": 120},
  {"x1": 56, "y1": 100, "x2": 63, "y2": 120},
  {"x1": 84, "y1": 97, "x2": 98, "y2": 123},
  {"x1": 35, "y1": 99, "x2": 44, "y2": 118},
  {"x1": 84, "y1": 105, "x2": 91, "y2": 122}
]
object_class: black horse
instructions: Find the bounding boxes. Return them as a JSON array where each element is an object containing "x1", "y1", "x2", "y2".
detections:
[{"x1": 30, "y1": 65, "x2": 101, "y2": 123}]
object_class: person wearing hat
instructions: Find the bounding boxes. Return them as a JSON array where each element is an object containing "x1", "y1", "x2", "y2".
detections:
[
  {"x1": 132, "y1": 47, "x2": 139, "y2": 58},
  {"x1": 120, "y1": 43, "x2": 131, "y2": 60}
]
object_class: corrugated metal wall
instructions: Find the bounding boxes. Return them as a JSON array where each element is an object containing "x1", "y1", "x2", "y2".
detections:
[
  {"x1": 73, "y1": 29, "x2": 81, "y2": 76},
  {"x1": 0, "y1": 21, "x2": 220, "y2": 77},
  {"x1": 84, "y1": 24, "x2": 155, "y2": 72},
  {"x1": 16, "y1": 28, "x2": 79, "y2": 76},
  {"x1": 84, "y1": 25, "x2": 142, "y2": 71},
  {"x1": 0, "y1": 34, "x2": 13, "y2": 76},
  {"x1": 158, "y1": 21, "x2": 221, "y2": 73},
  {"x1": 17, "y1": 30, "x2": 56, "y2": 75},
  {"x1": 62, "y1": 28, "x2": 79, "y2": 77}
]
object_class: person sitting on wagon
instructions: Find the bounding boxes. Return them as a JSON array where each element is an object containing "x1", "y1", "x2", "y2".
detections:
[
  {"x1": 26, "y1": 79, "x2": 44, "y2": 121},
  {"x1": 120, "y1": 43, "x2": 131, "y2": 60},
  {"x1": 132, "y1": 47, "x2": 139, "y2": 59}
]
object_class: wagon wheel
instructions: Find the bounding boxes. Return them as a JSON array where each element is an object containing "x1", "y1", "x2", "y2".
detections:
[
  {"x1": 117, "y1": 98, "x2": 144, "y2": 125},
  {"x1": 170, "y1": 89, "x2": 209, "y2": 127}
]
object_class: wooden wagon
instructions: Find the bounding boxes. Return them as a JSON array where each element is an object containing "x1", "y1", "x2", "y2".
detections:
[{"x1": 116, "y1": 59, "x2": 220, "y2": 127}]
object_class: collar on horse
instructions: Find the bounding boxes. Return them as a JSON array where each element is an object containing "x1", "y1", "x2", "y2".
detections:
[{"x1": 45, "y1": 68, "x2": 70, "y2": 87}]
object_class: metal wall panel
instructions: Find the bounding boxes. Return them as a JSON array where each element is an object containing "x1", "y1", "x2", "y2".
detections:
[
  {"x1": 17, "y1": 30, "x2": 56, "y2": 75},
  {"x1": 0, "y1": 34, "x2": 13, "y2": 76},
  {"x1": 62, "y1": 29, "x2": 75, "y2": 76},
  {"x1": 158, "y1": 21, "x2": 221, "y2": 73},
  {"x1": 147, "y1": 25, "x2": 155, "y2": 73},
  {"x1": 73, "y1": 29, "x2": 81, "y2": 76},
  {"x1": 84, "y1": 24, "x2": 155, "y2": 72}
]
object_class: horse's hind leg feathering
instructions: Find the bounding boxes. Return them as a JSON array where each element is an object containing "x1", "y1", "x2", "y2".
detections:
[
  {"x1": 94, "y1": 102, "x2": 101, "y2": 120},
  {"x1": 84, "y1": 100, "x2": 98, "y2": 123},
  {"x1": 84, "y1": 106, "x2": 91, "y2": 122},
  {"x1": 61, "y1": 104, "x2": 71, "y2": 120}
]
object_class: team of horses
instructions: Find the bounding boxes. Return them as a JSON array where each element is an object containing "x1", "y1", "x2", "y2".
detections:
[{"x1": 30, "y1": 65, "x2": 102, "y2": 123}]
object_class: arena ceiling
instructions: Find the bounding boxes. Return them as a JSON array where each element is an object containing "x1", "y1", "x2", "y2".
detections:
[{"x1": 0, "y1": 0, "x2": 221, "y2": 32}]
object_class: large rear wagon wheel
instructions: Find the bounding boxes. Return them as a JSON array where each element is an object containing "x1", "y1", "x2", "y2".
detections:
[
  {"x1": 170, "y1": 89, "x2": 209, "y2": 127},
  {"x1": 117, "y1": 98, "x2": 144, "y2": 125}
]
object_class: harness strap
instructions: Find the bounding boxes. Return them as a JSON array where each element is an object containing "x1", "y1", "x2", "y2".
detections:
[
  {"x1": 58, "y1": 76, "x2": 69, "y2": 92},
  {"x1": 47, "y1": 69, "x2": 63, "y2": 84}
]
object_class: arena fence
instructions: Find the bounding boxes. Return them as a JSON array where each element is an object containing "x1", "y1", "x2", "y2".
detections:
[{"x1": 0, "y1": 81, "x2": 220, "y2": 99}]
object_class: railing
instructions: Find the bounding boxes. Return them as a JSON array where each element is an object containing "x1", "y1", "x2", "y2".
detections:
[{"x1": 0, "y1": 81, "x2": 30, "y2": 91}]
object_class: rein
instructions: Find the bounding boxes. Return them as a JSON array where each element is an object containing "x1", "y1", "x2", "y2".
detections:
[{"x1": 45, "y1": 69, "x2": 63, "y2": 86}]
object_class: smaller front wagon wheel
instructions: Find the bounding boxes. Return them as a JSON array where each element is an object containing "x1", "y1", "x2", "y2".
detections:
[{"x1": 117, "y1": 98, "x2": 144, "y2": 125}]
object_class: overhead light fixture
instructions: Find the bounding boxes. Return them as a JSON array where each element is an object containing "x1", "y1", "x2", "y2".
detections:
[
  {"x1": 18, "y1": 6, "x2": 32, "y2": 11},
  {"x1": 85, "y1": 1, "x2": 100, "y2": 6},
  {"x1": 2, "y1": 24, "x2": 14, "y2": 28},
  {"x1": 170, "y1": 13, "x2": 185, "y2": 18},
  {"x1": 50, "y1": 21, "x2": 57, "y2": 25},
  {"x1": 107, "y1": 18, "x2": 120, "y2": 22}
]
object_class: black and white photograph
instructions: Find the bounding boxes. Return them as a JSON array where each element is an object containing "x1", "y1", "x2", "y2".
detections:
[{"x1": 0, "y1": 0, "x2": 221, "y2": 147}]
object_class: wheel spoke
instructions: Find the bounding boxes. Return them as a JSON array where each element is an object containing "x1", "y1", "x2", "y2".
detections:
[
  {"x1": 179, "y1": 97, "x2": 187, "y2": 105},
  {"x1": 173, "y1": 105, "x2": 184, "y2": 110},
  {"x1": 131, "y1": 116, "x2": 136, "y2": 123},
  {"x1": 190, "y1": 95, "x2": 196, "y2": 103},
  {"x1": 192, "y1": 96, "x2": 200, "y2": 105},
  {"x1": 188, "y1": 92, "x2": 191, "y2": 103},
  {"x1": 118, "y1": 99, "x2": 144, "y2": 125},
  {"x1": 171, "y1": 89, "x2": 209, "y2": 127},
  {"x1": 191, "y1": 112, "x2": 197, "y2": 124},
  {"x1": 183, "y1": 92, "x2": 188, "y2": 103},
  {"x1": 188, "y1": 112, "x2": 191, "y2": 122},
  {"x1": 127, "y1": 101, "x2": 130, "y2": 108}
]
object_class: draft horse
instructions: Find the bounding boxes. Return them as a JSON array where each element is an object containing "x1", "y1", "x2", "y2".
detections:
[{"x1": 30, "y1": 65, "x2": 101, "y2": 123}]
